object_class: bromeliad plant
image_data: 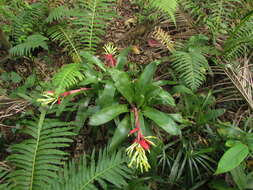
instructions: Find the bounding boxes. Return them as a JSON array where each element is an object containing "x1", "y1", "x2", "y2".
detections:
[{"x1": 85, "y1": 48, "x2": 184, "y2": 172}]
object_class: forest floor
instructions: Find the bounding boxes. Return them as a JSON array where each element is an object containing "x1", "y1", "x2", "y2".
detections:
[{"x1": 0, "y1": 1, "x2": 252, "y2": 189}]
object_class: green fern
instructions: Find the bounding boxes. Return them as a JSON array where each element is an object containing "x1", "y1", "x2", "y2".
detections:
[
  {"x1": 181, "y1": 0, "x2": 246, "y2": 40},
  {"x1": 11, "y1": 3, "x2": 47, "y2": 43},
  {"x1": 46, "y1": 6, "x2": 80, "y2": 23},
  {"x1": 148, "y1": 0, "x2": 178, "y2": 23},
  {"x1": 47, "y1": 0, "x2": 116, "y2": 57},
  {"x1": 6, "y1": 110, "x2": 75, "y2": 190},
  {"x1": 171, "y1": 51, "x2": 208, "y2": 91},
  {"x1": 10, "y1": 34, "x2": 48, "y2": 56},
  {"x1": 223, "y1": 15, "x2": 253, "y2": 60},
  {"x1": 170, "y1": 35, "x2": 210, "y2": 91},
  {"x1": 74, "y1": 0, "x2": 116, "y2": 53},
  {"x1": 52, "y1": 63, "x2": 86, "y2": 94},
  {"x1": 46, "y1": 148, "x2": 132, "y2": 190},
  {"x1": 48, "y1": 25, "x2": 82, "y2": 61}
]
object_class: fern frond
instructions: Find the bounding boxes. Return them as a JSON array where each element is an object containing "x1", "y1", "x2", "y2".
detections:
[
  {"x1": 153, "y1": 27, "x2": 175, "y2": 52},
  {"x1": 7, "y1": 110, "x2": 75, "y2": 190},
  {"x1": 74, "y1": 0, "x2": 116, "y2": 53},
  {"x1": 148, "y1": 0, "x2": 178, "y2": 23},
  {"x1": 224, "y1": 17, "x2": 253, "y2": 60},
  {"x1": 52, "y1": 63, "x2": 86, "y2": 94},
  {"x1": 46, "y1": 148, "x2": 132, "y2": 190},
  {"x1": 170, "y1": 50, "x2": 208, "y2": 91},
  {"x1": 46, "y1": 6, "x2": 80, "y2": 23},
  {"x1": 48, "y1": 25, "x2": 81, "y2": 62},
  {"x1": 10, "y1": 34, "x2": 48, "y2": 56},
  {"x1": 181, "y1": 0, "x2": 246, "y2": 40},
  {"x1": 12, "y1": 3, "x2": 47, "y2": 43}
]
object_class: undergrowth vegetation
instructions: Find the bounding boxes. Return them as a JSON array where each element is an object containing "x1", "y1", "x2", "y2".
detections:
[{"x1": 0, "y1": 0, "x2": 252, "y2": 189}]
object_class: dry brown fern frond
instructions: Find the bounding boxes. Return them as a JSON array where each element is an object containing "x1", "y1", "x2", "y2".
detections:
[
  {"x1": 224, "y1": 58, "x2": 253, "y2": 110},
  {"x1": 152, "y1": 27, "x2": 175, "y2": 52},
  {"x1": 214, "y1": 55, "x2": 253, "y2": 110}
]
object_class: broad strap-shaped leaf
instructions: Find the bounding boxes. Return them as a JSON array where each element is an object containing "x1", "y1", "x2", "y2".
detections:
[
  {"x1": 215, "y1": 143, "x2": 249, "y2": 174},
  {"x1": 7, "y1": 110, "x2": 75, "y2": 190},
  {"x1": 89, "y1": 104, "x2": 129, "y2": 126},
  {"x1": 97, "y1": 81, "x2": 116, "y2": 108},
  {"x1": 147, "y1": 85, "x2": 175, "y2": 107},
  {"x1": 143, "y1": 107, "x2": 181, "y2": 135},
  {"x1": 135, "y1": 61, "x2": 159, "y2": 107},
  {"x1": 230, "y1": 164, "x2": 247, "y2": 190},
  {"x1": 136, "y1": 61, "x2": 159, "y2": 96},
  {"x1": 109, "y1": 115, "x2": 131, "y2": 152},
  {"x1": 109, "y1": 69, "x2": 134, "y2": 104},
  {"x1": 116, "y1": 47, "x2": 132, "y2": 70},
  {"x1": 46, "y1": 148, "x2": 133, "y2": 190}
]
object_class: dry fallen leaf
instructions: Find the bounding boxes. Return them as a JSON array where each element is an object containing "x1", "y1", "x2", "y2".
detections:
[{"x1": 132, "y1": 45, "x2": 141, "y2": 54}]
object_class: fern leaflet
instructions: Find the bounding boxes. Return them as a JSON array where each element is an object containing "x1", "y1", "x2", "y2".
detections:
[
  {"x1": 46, "y1": 6, "x2": 79, "y2": 23},
  {"x1": 10, "y1": 34, "x2": 48, "y2": 56},
  {"x1": 52, "y1": 63, "x2": 86, "y2": 94}
]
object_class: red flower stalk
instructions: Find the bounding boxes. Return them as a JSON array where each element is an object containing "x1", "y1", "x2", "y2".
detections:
[
  {"x1": 57, "y1": 87, "x2": 90, "y2": 104},
  {"x1": 126, "y1": 107, "x2": 157, "y2": 172},
  {"x1": 41, "y1": 87, "x2": 91, "y2": 105},
  {"x1": 129, "y1": 107, "x2": 152, "y2": 150},
  {"x1": 105, "y1": 54, "x2": 117, "y2": 67}
]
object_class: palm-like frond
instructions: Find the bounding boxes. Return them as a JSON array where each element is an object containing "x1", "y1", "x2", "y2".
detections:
[
  {"x1": 224, "y1": 59, "x2": 253, "y2": 110},
  {"x1": 52, "y1": 63, "x2": 86, "y2": 94},
  {"x1": 74, "y1": 0, "x2": 116, "y2": 53},
  {"x1": 10, "y1": 34, "x2": 48, "y2": 56},
  {"x1": 7, "y1": 110, "x2": 75, "y2": 190},
  {"x1": 170, "y1": 50, "x2": 208, "y2": 91},
  {"x1": 46, "y1": 148, "x2": 132, "y2": 190}
]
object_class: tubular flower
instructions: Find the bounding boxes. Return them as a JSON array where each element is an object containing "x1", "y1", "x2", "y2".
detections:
[
  {"x1": 37, "y1": 87, "x2": 90, "y2": 106},
  {"x1": 126, "y1": 133, "x2": 156, "y2": 172},
  {"x1": 126, "y1": 107, "x2": 156, "y2": 172},
  {"x1": 103, "y1": 42, "x2": 117, "y2": 67}
]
